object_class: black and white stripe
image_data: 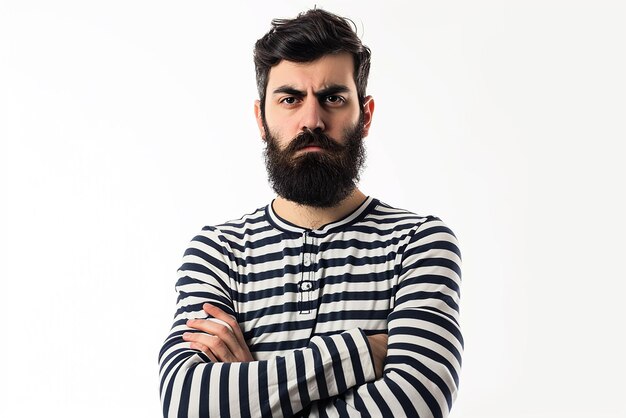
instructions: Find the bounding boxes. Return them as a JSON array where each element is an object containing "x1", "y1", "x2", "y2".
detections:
[{"x1": 159, "y1": 197, "x2": 463, "y2": 417}]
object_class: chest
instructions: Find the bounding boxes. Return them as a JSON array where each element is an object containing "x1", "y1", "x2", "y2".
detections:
[{"x1": 230, "y1": 231, "x2": 402, "y2": 354}]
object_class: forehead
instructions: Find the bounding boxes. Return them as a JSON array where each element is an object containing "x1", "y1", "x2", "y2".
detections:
[{"x1": 266, "y1": 53, "x2": 357, "y2": 92}]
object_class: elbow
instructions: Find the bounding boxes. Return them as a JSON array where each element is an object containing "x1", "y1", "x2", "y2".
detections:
[{"x1": 159, "y1": 344, "x2": 208, "y2": 418}]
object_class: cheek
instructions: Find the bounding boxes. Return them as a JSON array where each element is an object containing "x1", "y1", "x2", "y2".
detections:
[
  {"x1": 263, "y1": 122, "x2": 289, "y2": 149},
  {"x1": 329, "y1": 112, "x2": 360, "y2": 139},
  {"x1": 265, "y1": 113, "x2": 294, "y2": 132},
  {"x1": 265, "y1": 117, "x2": 297, "y2": 144}
]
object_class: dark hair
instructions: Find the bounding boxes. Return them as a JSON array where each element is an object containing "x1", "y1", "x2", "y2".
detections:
[{"x1": 253, "y1": 9, "x2": 371, "y2": 114}]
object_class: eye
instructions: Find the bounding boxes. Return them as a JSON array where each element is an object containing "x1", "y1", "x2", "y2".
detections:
[
  {"x1": 280, "y1": 97, "x2": 299, "y2": 105},
  {"x1": 324, "y1": 95, "x2": 345, "y2": 105}
]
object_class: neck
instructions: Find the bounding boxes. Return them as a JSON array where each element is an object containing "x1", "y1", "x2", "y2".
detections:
[{"x1": 272, "y1": 189, "x2": 367, "y2": 230}]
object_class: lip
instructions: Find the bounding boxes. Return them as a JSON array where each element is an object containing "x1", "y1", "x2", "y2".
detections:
[{"x1": 297, "y1": 145, "x2": 324, "y2": 154}]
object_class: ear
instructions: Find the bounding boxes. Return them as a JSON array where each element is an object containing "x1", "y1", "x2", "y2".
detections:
[
  {"x1": 254, "y1": 99, "x2": 266, "y2": 140},
  {"x1": 361, "y1": 96, "x2": 375, "y2": 137}
]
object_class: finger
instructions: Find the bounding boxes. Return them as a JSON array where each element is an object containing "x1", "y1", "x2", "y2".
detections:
[
  {"x1": 187, "y1": 319, "x2": 248, "y2": 361},
  {"x1": 182, "y1": 332, "x2": 219, "y2": 361},
  {"x1": 187, "y1": 305, "x2": 253, "y2": 361},
  {"x1": 203, "y1": 335, "x2": 237, "y2": 362},
  {"x1": 201, "y1": 304, "x2": 248, "y2": 348},
  {"x1": 202, "y1": 303, "x2": 248, "y2": 349},
  {"x1": 189, "y1": 342, "x2": 218, "y2": 362},
  {"x1": 202, "y1": 304, "x2": 237, "y2": 331},
  {"x1": 186, "y1": 318, "x2": 239, "y2": 349},
  {"x1": 186, "y1": 318, "x2": 233, "y2": 336},
  {"x1": 183, "y1": 330, "x2": 238, "y2": 362}
]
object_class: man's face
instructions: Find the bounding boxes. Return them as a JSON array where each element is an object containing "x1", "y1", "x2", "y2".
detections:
[{"x1": 255, "y1": 53, "x2": 374, "y2": 207}]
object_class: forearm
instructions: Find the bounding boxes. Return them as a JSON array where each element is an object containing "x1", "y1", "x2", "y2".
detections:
[
  {"x1": 158, "y1": 326, "x2": 376, "y2": 418},
  {"x1": 307, "y1": 308, "x2": 462, "y2": 418},
  {"x1": 314, "y1": 220, "x2": 464, "y2": 417}
]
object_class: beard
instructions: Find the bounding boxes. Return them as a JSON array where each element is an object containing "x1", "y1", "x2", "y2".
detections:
[{"x1": 262, "y1": 115, "x2": 366, "y2": 208}]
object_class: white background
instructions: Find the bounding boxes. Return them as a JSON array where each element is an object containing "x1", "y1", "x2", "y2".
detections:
[{"x1": 1, "y1": 1, "x2": 625, "y2": 417}]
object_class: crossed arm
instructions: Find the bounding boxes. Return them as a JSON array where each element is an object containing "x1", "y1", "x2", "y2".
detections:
[
  {"x1": 183, "y1": 303, "x2": 389, "y2": 377},
  {"x1": 159, "y1": 219, "x2": 462, "y2": 417},
  {"x1": 159, "y1": 308, "x2": 379, "y2": 417}
]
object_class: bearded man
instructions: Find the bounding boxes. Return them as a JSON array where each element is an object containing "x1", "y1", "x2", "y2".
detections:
[{"x1": 159, "y1": 9, "x2": 463, "y2": 418}]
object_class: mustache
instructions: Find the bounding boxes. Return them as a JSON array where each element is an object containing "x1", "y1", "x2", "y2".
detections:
[{"x1": 284, "y1": 129, "x2": 345, "y2": 154}]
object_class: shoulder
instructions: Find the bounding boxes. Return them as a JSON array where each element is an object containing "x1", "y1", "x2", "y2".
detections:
[
  {"x1": 367, "y1": 199, "x2": 460, "y2": 257},
  {"x1": 367, "y1": 199, "x2": 455, "y2": 235},
  {"x1": 187, "y1": 204, "x2": 271, "y2": 250}
]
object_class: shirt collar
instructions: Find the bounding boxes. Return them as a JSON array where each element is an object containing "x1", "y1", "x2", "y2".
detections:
[{"x1": 266, "y1": 196, "x2": 377, "y2": 235}]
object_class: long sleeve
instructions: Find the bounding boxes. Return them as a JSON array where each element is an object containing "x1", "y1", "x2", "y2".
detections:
[
  {"x1": 314, "y1": 218, "x2": 463, "y2": 418},
  {"x1": 158, "y1": 228, "x2": 377, "y2": 418}
]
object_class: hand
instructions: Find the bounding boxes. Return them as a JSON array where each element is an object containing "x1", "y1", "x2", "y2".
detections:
[
  {"x1": 183, "y1": 303, "x2": 254, "y2": 363},
  {"x1": 367, "y1": 333, "x2": 388, "y2": 379}
]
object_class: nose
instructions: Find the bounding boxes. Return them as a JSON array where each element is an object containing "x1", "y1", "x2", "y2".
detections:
[{"x1": 299, "y1": 99, "x2": 325, "y2": 132}]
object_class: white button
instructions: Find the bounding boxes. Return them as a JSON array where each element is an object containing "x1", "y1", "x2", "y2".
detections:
[
  {"x1": 303, "y1": 259, "x2": 311, "y2": 266},
  {"x1": 301, "y1": 281, "x2": 313, "y2": 291}
]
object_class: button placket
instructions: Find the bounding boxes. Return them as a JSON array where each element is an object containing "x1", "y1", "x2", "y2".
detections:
[{"x1": 298, "y1": 231, "x2": 315, "y2": 314}]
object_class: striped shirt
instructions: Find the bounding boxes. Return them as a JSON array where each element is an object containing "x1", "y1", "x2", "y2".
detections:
[{"x1": 159, "y1": 196, "x2": 463, "y2": 417}]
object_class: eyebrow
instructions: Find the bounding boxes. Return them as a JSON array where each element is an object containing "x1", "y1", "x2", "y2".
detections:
[{"x1": 271, "y1": 84, "x2": 351, "y2": 99}]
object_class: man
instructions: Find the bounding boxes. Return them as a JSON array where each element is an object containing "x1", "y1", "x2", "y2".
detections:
[{"x1": 159, "y1": 9, "x2": 462, "y2": 418}]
